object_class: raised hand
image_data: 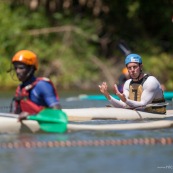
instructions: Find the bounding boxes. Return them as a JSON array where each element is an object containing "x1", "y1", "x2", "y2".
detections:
[
  {"x1": 113, "y1": 84, "x2": 126, "y2": 102},
  {"x1": 98, "y1": 82, "x2": 111, "y2": 100}
]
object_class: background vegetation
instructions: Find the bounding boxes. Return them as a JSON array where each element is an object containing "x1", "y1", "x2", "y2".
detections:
[{"x1": 0, "y1": 0, "x2": 173, "y2": 91}]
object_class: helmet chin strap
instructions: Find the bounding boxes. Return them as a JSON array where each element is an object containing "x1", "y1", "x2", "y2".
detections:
[
  {"x1": 136, "y1": 70, "x2": 142, "y2": 81},
  {"x1": 24, "y1": 66, "x2": 35, "y2": 81}
]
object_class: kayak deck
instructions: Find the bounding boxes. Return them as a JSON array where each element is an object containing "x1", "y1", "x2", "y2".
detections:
[{"x1": 64, "y1": 108, "x2": 173, "y2": 122}]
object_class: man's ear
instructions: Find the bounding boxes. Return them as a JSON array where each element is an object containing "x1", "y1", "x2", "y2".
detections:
[{"x1": 140, "y1": 64, "x2": 143, "y2": 71}]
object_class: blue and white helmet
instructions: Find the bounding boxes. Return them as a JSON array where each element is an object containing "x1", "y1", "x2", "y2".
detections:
[{"x1": 125, "y1": 54, "x2": 142, "y2": 65}]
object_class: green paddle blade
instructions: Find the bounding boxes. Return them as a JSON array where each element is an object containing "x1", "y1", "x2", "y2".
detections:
[{"x1": 28, "y1": 109, "x2": 68, "y2": 133}]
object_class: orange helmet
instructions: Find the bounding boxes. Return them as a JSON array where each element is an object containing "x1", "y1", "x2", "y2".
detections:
[
  {"x1": 122, "y1": 67, "x2": 128, "y2": 74},
  {"x1": 12, "y1": 50, "x2": 38, "y2": 70}
]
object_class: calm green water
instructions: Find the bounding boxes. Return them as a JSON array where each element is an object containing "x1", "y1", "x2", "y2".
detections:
[{"x1": 0, "y1": 92, "x2": 173, "y2": 173}]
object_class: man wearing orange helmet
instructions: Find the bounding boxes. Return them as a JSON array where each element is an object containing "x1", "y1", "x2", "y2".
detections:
[
  {"x1": 10, "y1": 50, "x2": 61, "y2": 121},
  {"x1": 99, "y1": 53, "x2": 166, "y2": 114},
  {"x1": 117, "y1": 67, "x2": 130, "y2": 93}
]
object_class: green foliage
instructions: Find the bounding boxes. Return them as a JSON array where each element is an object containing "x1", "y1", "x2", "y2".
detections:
[
  {"x1": 0, "y1": 1, "x2": 173, "y2": 91},
  {"x1": 0, "y1": 57, "x2": 18, "y2": 89},
  {"x1": 0, "y1": 3, "x2": 49, "y2": 56},
  {"x1": 0, "y1": 2, "x2": 101, "y2": 90},
  {"x1": 143, "y1": 53, "x2": 173, "y2": 90}
]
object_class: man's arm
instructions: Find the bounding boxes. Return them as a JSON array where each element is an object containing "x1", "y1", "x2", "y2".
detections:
[{"x1": 38, "y1": 81, "x2": 61, "y2": 109}]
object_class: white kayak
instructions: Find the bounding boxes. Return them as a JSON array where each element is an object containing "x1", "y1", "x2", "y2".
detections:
[
  {"x1": 0, "y1": 108, "x2": 173, "y2": 134},
  {"x1": 65, "y1": 107, "x2": 173, "y2": 121}
]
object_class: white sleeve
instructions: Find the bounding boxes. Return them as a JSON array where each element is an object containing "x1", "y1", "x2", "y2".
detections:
[
  {"x1": 108, "y1": 79, "x2": 131, "y2": 108},
  {"x1": 109, "y1": 96, "x2": 127, "y2": 108},
  {"x1": 125, "y1": 76, "x2": 161, "y2": 107}
]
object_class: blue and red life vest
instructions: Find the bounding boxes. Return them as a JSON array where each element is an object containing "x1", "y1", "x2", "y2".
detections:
[{"x1": 12, "y1": 77, "x2": 59, "y2": 114}]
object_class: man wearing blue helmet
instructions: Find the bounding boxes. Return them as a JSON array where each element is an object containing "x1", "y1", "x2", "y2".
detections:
[{"x1": 99, "y1": 53, "x2": 166, "y2": 114}]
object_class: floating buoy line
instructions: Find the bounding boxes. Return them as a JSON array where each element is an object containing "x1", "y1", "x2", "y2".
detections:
[{"x1": 0, "y1": 137, "x2": 173, "y2": 149}]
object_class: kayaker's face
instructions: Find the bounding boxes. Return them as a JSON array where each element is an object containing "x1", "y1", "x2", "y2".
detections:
[
  {"x1": 13, "y1": 62, "x2": 31, "y2": 82},
  {"x1": 126, "y1": 62, "x2": 142, "y2": 79}
]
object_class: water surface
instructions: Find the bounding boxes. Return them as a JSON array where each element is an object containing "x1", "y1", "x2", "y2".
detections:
[{"x1": 0, "y1": 92, "x2": 173, "y2": 173}]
